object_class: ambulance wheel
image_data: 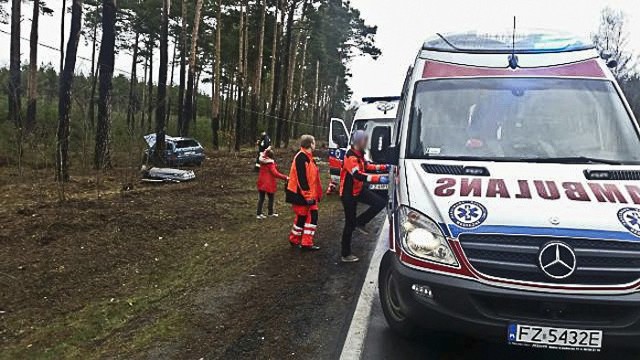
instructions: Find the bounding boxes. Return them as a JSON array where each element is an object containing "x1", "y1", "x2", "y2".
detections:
[{"x1": 379, "y1": 254, "x2": 418, "y2": 339}]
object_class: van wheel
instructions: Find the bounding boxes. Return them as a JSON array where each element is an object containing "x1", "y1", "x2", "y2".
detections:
[{"x1": 379, "y1": 255, "x2": 418, "y2": 338}]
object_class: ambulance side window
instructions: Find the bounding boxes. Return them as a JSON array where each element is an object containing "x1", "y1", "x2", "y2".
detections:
[{"x1": 395, "y1": 66, "x2": 413, "y2": 146}]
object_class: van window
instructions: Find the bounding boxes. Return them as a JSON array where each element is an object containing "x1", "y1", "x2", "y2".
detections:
[
  {"x1": 407, "y1": 78, "x2": 640, "y2": 163},
  {"x1": 176, "y1": 140, "x2": 200, "y2": 149}
]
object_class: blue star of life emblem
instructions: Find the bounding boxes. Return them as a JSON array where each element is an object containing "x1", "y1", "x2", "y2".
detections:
[
  {"x1": 617, "y1": 207, "x2": 640, "y2": 237},
  {"x1": 449, "y1": 201, "x2": 488, "y2": 229}
]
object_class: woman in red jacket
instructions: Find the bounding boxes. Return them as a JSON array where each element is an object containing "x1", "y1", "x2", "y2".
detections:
[{"x1": 256, "y1": 148, "x2": 288, "y2": 219}]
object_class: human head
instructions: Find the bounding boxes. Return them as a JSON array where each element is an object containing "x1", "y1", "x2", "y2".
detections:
[
  {"x1": 351, "y1": 130, "x2": 368, "y2": 151},
  {"x1": 265, "y1": 148, "x2": 274, "y2": 158},
  {"x1": 300, "y1": 134, "x2": 316, "y2": 151}
]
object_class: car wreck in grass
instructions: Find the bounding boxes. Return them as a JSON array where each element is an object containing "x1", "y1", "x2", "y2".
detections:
[{"x1": 140, "y1": 165, "x2": 196, "y2": 183}]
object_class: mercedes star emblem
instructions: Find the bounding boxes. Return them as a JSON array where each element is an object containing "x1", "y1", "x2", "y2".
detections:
[{"x1": 538, "y1": 242, "x2": 577, "y2": 279}]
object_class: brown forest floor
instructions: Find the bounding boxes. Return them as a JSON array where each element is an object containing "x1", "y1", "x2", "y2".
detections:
[{"x1": 0, "y1": 149, "x2": 379, "y2": 359}]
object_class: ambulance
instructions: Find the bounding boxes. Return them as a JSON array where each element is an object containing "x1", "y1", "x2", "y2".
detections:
[
  {"x1": 328, "y1": 96, "x2": 399, "y2": 194},
  {"x1": 375, "y1": 30, "x2": 640, "y2": 352}
]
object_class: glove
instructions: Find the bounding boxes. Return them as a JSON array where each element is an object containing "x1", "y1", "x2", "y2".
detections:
[{"x1": 379, "y1": 176, "x2": 390, "y2": 185}]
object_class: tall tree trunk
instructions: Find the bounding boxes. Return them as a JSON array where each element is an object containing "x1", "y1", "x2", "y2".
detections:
[
  {"x1": 276, "y1": 0, "x2": 298, "y2": 147},
  {"x1": 181, "y1": 0, "x2": 203, "y2": 136},
  {"x1": 234, "y1": 1, "x2": 246, "y2": 151},
  {"x1": 88, "y1": 16, "x2": 99, "y2": 129},
  {"x1": 141, "y1": 55, "x2": 148, "y2": 128},
  {"x1": 270, "y1": 0, "x2": 285, "y2": 145},
  {"x1": 56, "y1": 0, "x2": 83, "y2": 182},
  {"x1": 176, "y1": 0, "x2": 187, "y2": 134},
  {"x1": 312, "y1": 60, "x2": 319, "y2": 130},
  {"x1": 59, "y1": 0, "x2": 66, "y2": 75},
  {"x1": 249, "y1": 0, "x2": 267, "y2": 138},
  {"x1": 147, "y1": 40, "x2": 154, "y2": 131},
  {"x1": 292, "y1": 33, "x2": 308, "y2": 138},
  {"x1": 154, "y1": 0, "x2": 170, "y2": 161},
  {"x1": 8, "y1": 0, "x2": 21, "y2": 126},
  {"x1": 192, "y1": 68, "x2": 200, "y2": 125},
  {"x1": 94, "y1": 0, "x2": 117, "y2": 170},
  {"x1": 167, "y1": 34, "x2": 178, "y2": 126},
  {"x1": 126, "y1": 32, "x2": 139, "y2": 130},
  {"x1": 211, "y1": 0, "x2": 222, "y2": 149},
  {"x1": 26, "y1": 0, "x2": 40, "y2": 131}
]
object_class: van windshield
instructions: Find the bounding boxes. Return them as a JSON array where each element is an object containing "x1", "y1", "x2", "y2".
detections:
[{"x1": 407, "y1": 78, "x2": 640, "y2": 163}]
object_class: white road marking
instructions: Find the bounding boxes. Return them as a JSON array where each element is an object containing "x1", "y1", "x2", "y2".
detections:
[{"x1": 339, "y1": 220, "x2": 388, "y2": 360}]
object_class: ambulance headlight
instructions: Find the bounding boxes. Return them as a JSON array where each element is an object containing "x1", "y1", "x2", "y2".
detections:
[{"x1": 398, "y1": 206, "x2": 458, "y2": 266}]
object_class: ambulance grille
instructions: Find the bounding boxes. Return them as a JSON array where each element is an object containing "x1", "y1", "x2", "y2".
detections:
[
  {"x1": 584, "y1": 169, "x2": 640, "y2": 181},
  {"x1": 458, "y1": 234, "x2": 640, "y2": 286},
  {"x1": 422, "y1": 164, "x2": 465, "y2": 175}
]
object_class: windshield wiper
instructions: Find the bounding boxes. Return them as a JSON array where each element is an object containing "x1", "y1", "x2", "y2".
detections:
[{"x1": 526, "y1": 156, "x2": 624, "y2": 165}]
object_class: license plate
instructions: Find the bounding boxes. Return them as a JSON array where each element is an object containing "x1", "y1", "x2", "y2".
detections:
[
  {"x1": 508, "y1": 324, "x2": 602, "y2": 352},
  {"x1": 370, "y1": 184, "x2": 388, "y2": 190}
]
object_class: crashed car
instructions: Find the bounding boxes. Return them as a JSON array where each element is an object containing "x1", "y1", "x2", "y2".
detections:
[
  {"x1": 376, "y1": 30, "x2": 640, "y2": 352},
  {"x1": 140, "y1": 165, "x2": 196, "y2": 183},
  {"x1": 144, "y1": 134, "x2": 205, "y2": 167}
]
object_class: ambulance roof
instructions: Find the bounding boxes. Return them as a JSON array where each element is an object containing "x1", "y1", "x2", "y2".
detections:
[
  {"x1": 422, "y1": 30, "x2": 594, "y2": 54},
  {"x1": 354, "y1": 96, "x2": 400, "y2": 121}
]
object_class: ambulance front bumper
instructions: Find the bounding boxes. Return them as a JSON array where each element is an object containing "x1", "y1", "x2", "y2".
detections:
[{"x1": 387, "y1": 252, "x2": 640, "y2": 348}]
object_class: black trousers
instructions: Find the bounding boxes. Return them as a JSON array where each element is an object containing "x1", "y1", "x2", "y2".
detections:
[
  {"x1": 341, "y1": 188, "x2": 386, "y2": 257},
  {"x1": 257, "y1": 191, "x2": 275, "y2": 215}
]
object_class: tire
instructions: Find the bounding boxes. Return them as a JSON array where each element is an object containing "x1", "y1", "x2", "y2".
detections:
[{"x1": 379, "y1": 254, "x2": 418, "y2": 338}]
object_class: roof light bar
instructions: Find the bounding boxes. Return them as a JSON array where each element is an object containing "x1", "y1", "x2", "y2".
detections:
[{"x1": 362, "y1": 96, "x2": 401, "y2": 103}]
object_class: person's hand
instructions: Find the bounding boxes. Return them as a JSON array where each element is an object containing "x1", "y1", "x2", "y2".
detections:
[
  {"x1": 379, "y1": 176, "x2": 390, "y2": 184},
  {"x1": 306, "y1": 199, "x2": 316, "y2": 205}
]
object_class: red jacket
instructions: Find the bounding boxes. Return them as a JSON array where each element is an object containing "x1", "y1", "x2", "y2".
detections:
[{"x1": 257, "y1": 155, "x2": 288, "y2": 194}]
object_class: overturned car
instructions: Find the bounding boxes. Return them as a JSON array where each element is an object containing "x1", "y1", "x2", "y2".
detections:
[{"x1": 140, "y1": 165, "x2": 196, "y2": 183}]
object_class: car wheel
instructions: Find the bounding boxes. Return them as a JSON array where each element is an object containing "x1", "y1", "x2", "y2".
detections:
[{"x1": 379, "y1": 255, "x2": 418, "y2": 338}]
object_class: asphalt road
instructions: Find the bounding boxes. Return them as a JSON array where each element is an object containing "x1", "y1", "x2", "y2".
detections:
[{"x1": 359, "y1": 280, "x2": 638, "y2": 360}]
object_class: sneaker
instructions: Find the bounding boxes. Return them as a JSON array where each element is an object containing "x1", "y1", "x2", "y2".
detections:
[
  {"x1": 355, "y1": 225, "x2": 369, "y2": 235},
  {"x1": 300, "y1": 245, "x2": 321, "y2": 251},
  {"x1": 341, "y1": 255, "x2": 360, "y2": 263},
  {"x1": 269, "y1": 213, "x2": 279, "y2": 218},
  {"x1": 256, "y1": 214, "x2": 266, "y2": 220}
]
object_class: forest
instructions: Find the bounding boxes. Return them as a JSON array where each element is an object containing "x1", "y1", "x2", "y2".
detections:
[{"x1": 0, "y1": 0, "x2": 381, "y2": 183}]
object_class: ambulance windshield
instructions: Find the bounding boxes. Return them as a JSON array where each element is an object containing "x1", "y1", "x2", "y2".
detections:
[{"x1": 407, "y1": 78, "x2": 640, "y2": 163}]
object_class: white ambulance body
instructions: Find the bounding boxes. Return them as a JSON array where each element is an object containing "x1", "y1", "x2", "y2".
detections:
[{"x1": 375, "y1": 30, "x2": 640, "y2": 352}]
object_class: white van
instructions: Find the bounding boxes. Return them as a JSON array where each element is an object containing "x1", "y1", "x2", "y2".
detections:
[
  {"x1": 328, "y1": 97, "x2": 399, "y2": 193},
  {"x1": 375, "y1": 31, "x2": 640, "y2": 352}
]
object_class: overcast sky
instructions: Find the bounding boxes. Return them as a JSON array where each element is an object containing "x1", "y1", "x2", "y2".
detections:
[
  {"x1": 348, "y1": 0, "x2": 640, "y2": 101},
  {"x1": 1, "y1": 0, "x2": 640, "y2": 103}
]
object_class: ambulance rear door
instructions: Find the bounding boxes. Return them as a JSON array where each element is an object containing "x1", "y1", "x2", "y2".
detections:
[{"x1": 328, "y1": 118, "x2": 349, "y2": 183}]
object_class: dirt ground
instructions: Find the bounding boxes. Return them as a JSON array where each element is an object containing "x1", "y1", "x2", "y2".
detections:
[{"x1": 0, "y1": 150, "x2": 380, "y2": 359}]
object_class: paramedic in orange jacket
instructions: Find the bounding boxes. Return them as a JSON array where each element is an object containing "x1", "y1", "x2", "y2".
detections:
[
  {"x1": 286, "y1": 135, "x2": 323, "y2": 251},
  {"x1": 339, "y1": 130, "x2": 390, "y2": 262}
]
